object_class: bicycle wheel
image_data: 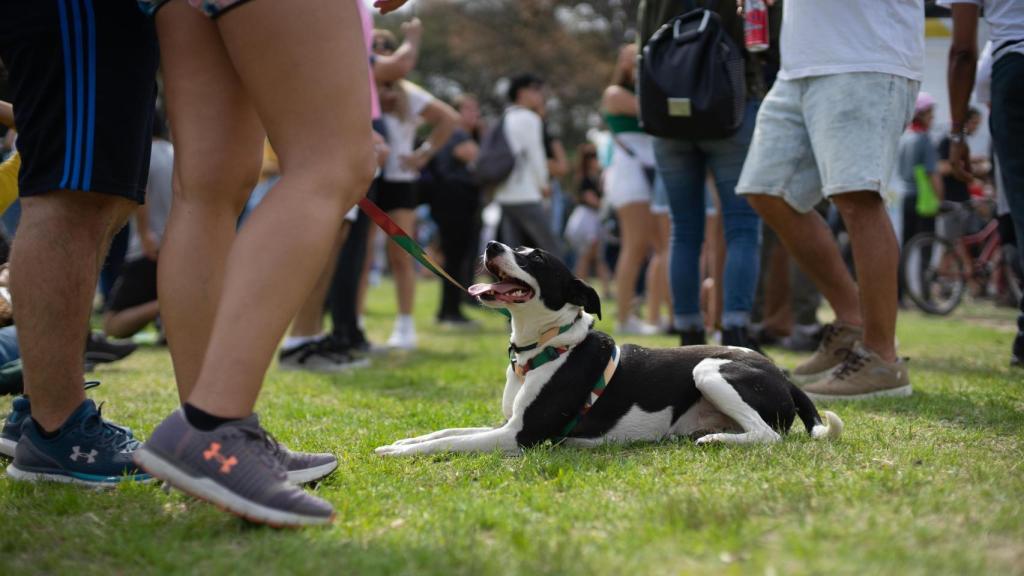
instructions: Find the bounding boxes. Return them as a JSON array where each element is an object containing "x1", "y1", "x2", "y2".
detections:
[{"x1": 900, "y1": 233, "x2": 966, "y2": 315}]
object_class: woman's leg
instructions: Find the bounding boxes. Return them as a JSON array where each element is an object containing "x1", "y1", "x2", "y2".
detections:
[
  {"x1": 185, "y1": 0, "x2": 375, "y2": 417},
  {"x1": 288, "y1": 223, "x2": 350, "y2": 339},
  {"x1": 385, "y1": 208, "x2": 417, "y2": 317},
  {"x1": 155, "y1": 3, "x2": 265, "y2": 401},
  {"x1": 646, "y1": 212, "x2": 671, "y2": 327},
  {"x1": 614, "y1": 202, "x2": 655, "y2": 326}
]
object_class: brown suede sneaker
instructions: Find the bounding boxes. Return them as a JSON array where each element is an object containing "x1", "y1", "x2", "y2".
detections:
[
  {"x1": 790, "y1": 322, "x2": 864, "y2": 385},
  {"x1": 802, "y1": 342, "x2": 911, "y2": 401}
]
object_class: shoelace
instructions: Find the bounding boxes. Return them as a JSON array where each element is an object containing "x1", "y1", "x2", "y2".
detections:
[
  {"x1": 237, "y1": 425, "x2": 286, "y2": 472},
  {"x1": 81, "y1": 402, "x2": 138, "y2": 451},
  {"x1": 833, "y1": 348, "x2": 869, "y2": 381}
]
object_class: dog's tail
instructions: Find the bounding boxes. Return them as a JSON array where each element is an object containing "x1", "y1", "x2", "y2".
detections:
[{"x1": 789, "y1": 381, "x2": 843, "y2": 440}]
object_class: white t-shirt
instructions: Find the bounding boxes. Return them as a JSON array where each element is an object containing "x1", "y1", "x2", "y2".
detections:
[
  {"x1": 493, "y1": 106, "x2": 549, "y2": 206},
  {"x1": 778, "y1": 0, "x2": 925, "y2": 82},
  {"x1": 939, "y1": 0, "x2": 1024, "y2": 62},
  {"x1": 382, "y1": 81, "x2": 434, "y2": 183}
]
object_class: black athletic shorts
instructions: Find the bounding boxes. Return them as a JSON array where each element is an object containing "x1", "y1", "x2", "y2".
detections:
[
  {"x1": 375, "y1": 180, "x2": 419, "y2": 213},
  {"x1": 0, "y1": 0, "x2": 158, "y2": 202},
  {"x1": 106, "y1": 257, "x2": 157, "y2": 312}
]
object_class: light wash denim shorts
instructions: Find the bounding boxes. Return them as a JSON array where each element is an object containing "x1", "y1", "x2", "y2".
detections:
[{"x1": 736, "y1": 72, "x2": 919, "y2": 213}]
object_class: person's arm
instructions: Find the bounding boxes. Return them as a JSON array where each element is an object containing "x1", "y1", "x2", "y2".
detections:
[
  {"x1": 0, "y1": 101, "x2": 13, "y2": 130},
  {"x1": 547, "y1": 139, "x2": 569, "y2": 179},
  {"x1": 135, "y1": 203, "x2": 160, "y2": 261},
  {"x1": 601, "y1": 85, "x2": 638, "y2": 116},
  {"x1": 452, "y1": 139, "x2": 479, "y2": 165},
  {"x1": 400, "y1": 98, "x2": 459, "y2": 171},
  {"x1": 373, "y1": 18, "x2": 423, "y2": 83},
  {"x1": 946, "y1": 2, "x2": 980, "y2": 182}
]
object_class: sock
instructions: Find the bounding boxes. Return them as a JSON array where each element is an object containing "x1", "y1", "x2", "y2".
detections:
[
  {"x1": 33, "y1": 418, "x2": 60, "y2": 439},
  {"x1": 183, "y1": 403, "x2": 239, "y2": 432},
  {"x1": 396, "y1": 314, "x2": 414, "y2": 330},
  {"x1": 282, "y1": 334, "x2": 321, "y2": 351}
]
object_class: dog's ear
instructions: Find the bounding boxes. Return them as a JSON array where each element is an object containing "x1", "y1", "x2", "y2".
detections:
[{"x1": 569, "y1": 278, "x2": 601, "y2": 319}]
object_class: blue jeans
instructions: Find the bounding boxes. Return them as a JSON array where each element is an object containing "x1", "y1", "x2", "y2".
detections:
[
  {"x1": 0, "y1": 325, "x2": 19, "y2": 364},
  {"x1": 654, "y1": 100, "x2": 762, "y2": 330}
]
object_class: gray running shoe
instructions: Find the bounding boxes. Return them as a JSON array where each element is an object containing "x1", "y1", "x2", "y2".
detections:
[
  {"x1": 133, "y1": 410, "x2": 335, "y2": 527},
  {"x1": 277, "y1": 444, "x2": 337, "y2": 485}
]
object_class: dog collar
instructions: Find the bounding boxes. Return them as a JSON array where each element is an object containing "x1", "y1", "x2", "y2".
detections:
[
  {"x1": 557, "y1": 345, "x2": 620, "y2": 442},
  {"x1": 508, "y1": 312, "x2": 582, "y2": 355}
]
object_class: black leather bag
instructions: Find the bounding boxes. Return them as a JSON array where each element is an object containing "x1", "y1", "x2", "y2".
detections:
[{"x1": 638, "y1": 0, "x2": 745, "y2": 140}]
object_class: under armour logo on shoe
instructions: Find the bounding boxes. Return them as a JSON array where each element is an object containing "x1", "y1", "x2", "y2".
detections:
[
  {"x1": 69, "y1": 446, "x2": 97, "y2": 464},
  {"x1": 202, "y1": 442, "x2": 238, "y2": 474}
]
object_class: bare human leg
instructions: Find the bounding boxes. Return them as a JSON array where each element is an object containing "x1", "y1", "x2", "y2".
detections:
[
  {"x1": 289, "y1": 223, "x2": 351, "y2": 338},
  {"x1": 746, "y1": 194, "x2": 863, "y2": 328},
  {"x1": 831, "y1": 191, "x2": 899, "y2": 362},
  {"x1": 614, "y1": 201, "x2": 655, "y2": 327},
  {"x1": 183, "y1": 0, "x2": 376, "y2": 417},
  {"x1": 155, "y1": 2, "x2": 265, "y2": 402},
  {"x1": 12, "y1": 191, "x2": 134, "y2": 430}
]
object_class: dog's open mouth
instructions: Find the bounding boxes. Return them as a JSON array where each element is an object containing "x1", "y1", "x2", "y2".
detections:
[{"x1": 468, "y1": 264, "x2": 535, "y2": 304}]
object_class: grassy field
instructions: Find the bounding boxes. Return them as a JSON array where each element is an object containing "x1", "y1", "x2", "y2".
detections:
[{"x1": 1, "y1": 280, "x2": 1022, "y2": 575}]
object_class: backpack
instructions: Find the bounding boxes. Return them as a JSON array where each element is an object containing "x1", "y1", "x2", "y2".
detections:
[
  {"x1": 637, "y1": 0, "x2": 746, "y2": 140},
  {"x1": 474, "y1": 113, "x2": 516, "y2": 187}
]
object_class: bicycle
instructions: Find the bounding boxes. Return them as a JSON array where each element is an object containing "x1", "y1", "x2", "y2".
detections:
[{"x1": 900, "y1": 200, "x2": 1023, "y2": 315}]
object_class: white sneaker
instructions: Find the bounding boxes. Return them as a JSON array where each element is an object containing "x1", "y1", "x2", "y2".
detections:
[
  {"x1": 616, "y1": 317, "x2": 660, "y2": 336},
  {"x1": 386, "y1": 324, "x2": 417, "y2": 350}
]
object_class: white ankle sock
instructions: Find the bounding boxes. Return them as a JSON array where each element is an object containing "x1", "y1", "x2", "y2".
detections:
[{"x1": 283, "y1": 335, "x2": 321, "y2": 351}]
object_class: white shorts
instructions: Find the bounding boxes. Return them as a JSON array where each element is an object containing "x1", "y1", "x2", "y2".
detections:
[
  {"x1": 736, "y1": 73, "x2": 919, "y2": 213},
  {"x1": 605, "y1": 132, "x2": 656, "y2": 209}
]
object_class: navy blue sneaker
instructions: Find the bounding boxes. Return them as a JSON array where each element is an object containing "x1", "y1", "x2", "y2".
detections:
[
  {"x1": 0, "y1": 382, "x2": 120, "y2": 459},
  {"x1": 0, "y1": 395, "x2": 29, "y2": 457},
  {"x1": 6, "y1": 399, "x2": 150, "y2": 487}
]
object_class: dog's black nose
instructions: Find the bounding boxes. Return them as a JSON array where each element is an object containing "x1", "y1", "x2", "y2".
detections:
[{"x1": 485, "y1": 241, "x2": 504, "y2": 259}]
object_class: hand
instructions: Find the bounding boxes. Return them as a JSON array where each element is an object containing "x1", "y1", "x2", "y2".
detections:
[
  {"x1": 372, "y1": 131, "x2": 390, "y2": 167},
  {"x1": 141, "y1": 230, "x2": 160, "y2": 261},
  {"x1": 373, "y1": 0, "x2": 409, "y2": 15},
  {"x1": 541, "y1": 186, "x2": 552, "y2": 198},
  {"x1": 949, "y1": 140, "x2": 973, "y2": 183},
  {"x1": 401, "y1": 17, "x2": 423, "y2": 42},
  {"x1": 399, "y1": 149, "x2": 431, "y2": 172}
]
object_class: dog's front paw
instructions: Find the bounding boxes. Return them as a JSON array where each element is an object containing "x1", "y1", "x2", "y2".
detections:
[
  {"x1": 695, "y1": 433, "x2": 724, "y2": 445},
  {"x1": 374, "y1": 443, "x2": 416, "y2": 457}
]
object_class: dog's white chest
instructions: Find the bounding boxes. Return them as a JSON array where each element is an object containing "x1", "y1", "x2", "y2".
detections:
[{"x1": 602, "y1": 405, "x2": 674, "y2": 442}]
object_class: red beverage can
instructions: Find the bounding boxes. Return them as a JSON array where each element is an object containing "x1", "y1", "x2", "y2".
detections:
[{"x1": 744, "y1": 0, "x2": 769, "y2": 53}]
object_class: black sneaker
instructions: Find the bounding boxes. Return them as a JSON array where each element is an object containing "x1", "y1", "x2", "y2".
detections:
[
  {"x1": 84, "y1": 332, "x2": 137, "y2": 368},
  {"x1": 134, "y1": 410, "x2": 334, "y2": 527},
  {"x1": 1013, "y1": 330, "x2": 1023, "y2": 368},
  {"x1": 721, "y1": 326, "x2": 765, "y2": 355},
  {"x1": 679, "y1": 329, "x2": 706, "y2": 347},
  {"x1": 278, "y1": 338, "x2": 370, "y2": 373},
  {"x1": 0, "y1": 359, "x2": 23, "y2": 396},
  {"x1": 6, "y1": 398, "x2": 150, "y2": 486}
]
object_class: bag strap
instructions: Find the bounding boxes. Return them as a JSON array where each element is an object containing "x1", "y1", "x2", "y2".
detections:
[
  {"x1": 993, "y1": 39, "x2": 1024, "y2": 60},
  {"x1": 609, "y1": 131, "x2": 638, "y2": 158}
]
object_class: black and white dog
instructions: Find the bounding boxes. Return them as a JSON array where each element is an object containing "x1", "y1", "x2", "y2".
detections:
[{"x1": 375, "y1": 242, "x2": 842, "y2": 457}]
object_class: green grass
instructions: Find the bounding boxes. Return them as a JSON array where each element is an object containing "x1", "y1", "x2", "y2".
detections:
[{"x1": 2, "y1": 279, "x2": 1022, "y2": 575}]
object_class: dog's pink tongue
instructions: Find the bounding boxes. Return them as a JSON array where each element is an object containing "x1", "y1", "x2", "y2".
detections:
[{"x1": 468, "y1": 281, "x2": 522, "y2": 296}]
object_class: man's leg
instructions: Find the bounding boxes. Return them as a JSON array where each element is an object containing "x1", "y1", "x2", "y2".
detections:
[
  {"x1": 11, "y1": 191, "x2": 134, "y2": 431},
  {"x1": 746, "y1": 194, "x2": 863, "y2": 328},
  {"x1": 830, "y1": 192, "x2": 899, "y2": 362}
]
